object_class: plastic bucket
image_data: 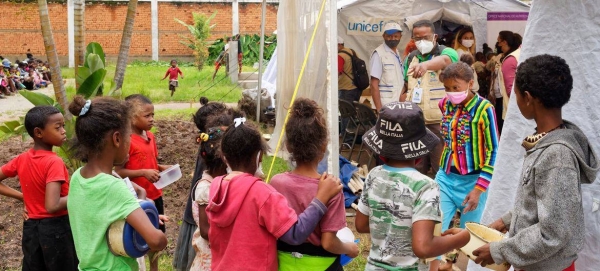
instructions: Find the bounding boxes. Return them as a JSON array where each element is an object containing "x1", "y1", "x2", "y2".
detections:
[
  {"x1": 337, "y1": 227, "x2": 358, "y2": 266},
  {"x1": 107, "y1": 200, "x2": 160, "y2": 258},
  {"x1": 460, "y1": 222, "x2": 510, "y2": 271},
  {"x1": 154, "y1": 164, "x2": 182, "y2": 189}
]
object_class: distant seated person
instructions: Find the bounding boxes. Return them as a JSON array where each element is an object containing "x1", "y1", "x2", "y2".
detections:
[
  {"x1": 29, "y1": 61, "x2": 48, "y2": 90},
  {"x1": 36, "y1": 59, "x2": 51, "y2": 82},
  {"x1": 19, "y1": 61, "x2": 35, "y2": 90}
]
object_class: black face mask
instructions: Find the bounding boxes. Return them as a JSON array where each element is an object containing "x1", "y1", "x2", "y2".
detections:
[{"x1": 385, "y1": 39, "x2": 400, "y2": 48}]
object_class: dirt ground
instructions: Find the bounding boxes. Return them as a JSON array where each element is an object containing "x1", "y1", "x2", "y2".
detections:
[{"x1": 0, "y1": 119, "x2": 198, "y2": 269}]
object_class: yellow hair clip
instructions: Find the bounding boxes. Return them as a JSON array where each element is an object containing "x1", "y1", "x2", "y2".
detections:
[{"x1": 197, "y1": 133, "x2": 209, "y2": 143}]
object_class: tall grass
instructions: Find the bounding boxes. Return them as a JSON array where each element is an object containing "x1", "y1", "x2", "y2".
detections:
[{"x1": 60, "y1": 61, "x2": 246, "y2": 103}]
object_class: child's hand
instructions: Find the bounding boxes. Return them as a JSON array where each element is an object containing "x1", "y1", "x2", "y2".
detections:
[
  {"x1": 441, "y1": 228, "x2": 463, "y2": 236},
  {"x1": 22, "y1": 207, "x2": 28, "y2": 221},
  {"x1": 158, "y1": 214, "x2": 170, "y2": 226},
  {"x1": 143, "y1": 169, "x2": 161, "y2": 183},
  {"x1": 346, "y1": 241, "x2": 359, "y2": 258},
  {"x1": 442, "y1": 228, "x2": 471, "y2": 248},
  {"x1": 315, "y1": 172, "x2": 343, "y2": 204}
]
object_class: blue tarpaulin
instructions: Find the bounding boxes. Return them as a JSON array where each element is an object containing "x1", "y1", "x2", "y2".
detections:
[
  {"x1": 339, "y1": 156, "x2": 359, "y2": 207},
  {"x1": 317, "y1": 154, "x2": 361, "y2": 207}
]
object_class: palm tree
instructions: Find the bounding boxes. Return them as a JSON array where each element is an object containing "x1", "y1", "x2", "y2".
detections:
[
  {"x1": 37, "y1": 0, "x2": 68, "y2": 116},
  {"x1": 113, "y1": 0, "x2": 139, "y2": 92},
  {"x1": 74, "y1": 0, "x2": 85, "y2": 89}
]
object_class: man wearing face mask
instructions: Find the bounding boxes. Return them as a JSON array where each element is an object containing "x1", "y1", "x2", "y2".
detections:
[
  {"x1": 369, "y1": 21, "x2": 404, "y2": 112},
  {"x1": 402, "y1": 20, "x2": 459, "y2": 176}
]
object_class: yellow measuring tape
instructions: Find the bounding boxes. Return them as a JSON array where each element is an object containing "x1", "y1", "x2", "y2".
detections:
[{"x1": 265, "y1": 0, "x2": 328, "y2": 183}]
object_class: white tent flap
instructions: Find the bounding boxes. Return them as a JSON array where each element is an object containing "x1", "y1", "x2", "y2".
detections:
[
  {"x1": 405, "y1": 7, "x2": 473, "y2": 30},
  {"x1": 468, "y1": 1, "x2": 600, "y2": 270}
]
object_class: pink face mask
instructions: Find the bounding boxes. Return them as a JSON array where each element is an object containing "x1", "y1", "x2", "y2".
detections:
[{"x1": 446, "y1": 89, "x2": 469, "y2": 105}]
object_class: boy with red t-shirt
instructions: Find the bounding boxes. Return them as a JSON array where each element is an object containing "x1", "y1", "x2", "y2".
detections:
[
  {"x1": 116, "y1": 94, "x2": 172, "y2": 271},
  {"x1": 161, "y1": 59, "x2": 184, "y2": 97},
  {"x1": 0, "y1": 106, "x2": 78, "y2": 271}
]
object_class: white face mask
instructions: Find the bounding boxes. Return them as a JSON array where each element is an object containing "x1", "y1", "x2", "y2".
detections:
[
  {"x1": 416, "y1": 39, "x2": 435, "y2": 54},
  {"x1": 461, "y1": 39, "x2": 474, "y2": 48}
]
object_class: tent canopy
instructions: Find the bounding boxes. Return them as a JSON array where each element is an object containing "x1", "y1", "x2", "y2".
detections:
[{"x1": 337, "y1": 0, "x2": 529, "y2": 66}]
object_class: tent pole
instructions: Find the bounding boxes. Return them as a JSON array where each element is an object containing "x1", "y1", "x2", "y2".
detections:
[
  {"x1": 256, "y1": 0, "x2": 267, "y2": 123},
  {"x1": 327, "y1": 0, "x2": 339, "y2": 175}
]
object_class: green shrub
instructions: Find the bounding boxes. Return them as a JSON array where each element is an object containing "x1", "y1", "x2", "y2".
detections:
[
  {"x1": 175, "y1": 12, "x2": 216, "y2": 70},
  {"x1": 208, "y1": 34, "x2": 277, "y2": 66}
]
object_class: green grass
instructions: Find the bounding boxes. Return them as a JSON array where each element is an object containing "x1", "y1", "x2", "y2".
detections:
[
  {"x1": 60, "y1": 62, "x2": 246, "y2": 103},
  {"x1": 263, "y1": 155, "x2": 290, "y2": 178}
]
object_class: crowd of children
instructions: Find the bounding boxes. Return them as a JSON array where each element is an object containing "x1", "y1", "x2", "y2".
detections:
[
  {"x1": 0, "y1": 54, "x2": 51, "y2": 99},
  {"x1": 0, "y1": 53, "x2": 593, "y2": 271}
]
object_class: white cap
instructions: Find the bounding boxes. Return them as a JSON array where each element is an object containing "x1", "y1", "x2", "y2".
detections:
[
  {"x1": 337, "y1": 36, "x2": 344, "y2": 44},
  {"x1": 383, "y1": 22, "x2": 402, "y2": 34}
]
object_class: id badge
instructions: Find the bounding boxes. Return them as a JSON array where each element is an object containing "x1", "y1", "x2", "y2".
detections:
[{"x1": 412, "y1": 87, "x2": 423, "y2": 103}]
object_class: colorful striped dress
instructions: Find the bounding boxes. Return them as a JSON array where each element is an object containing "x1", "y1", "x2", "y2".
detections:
[{"x1": 438, "y1": 94, "x2": 499, "y2": 191}]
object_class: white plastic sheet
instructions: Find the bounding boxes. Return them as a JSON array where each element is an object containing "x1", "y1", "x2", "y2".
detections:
[
  {"x1": 468, "y1": 1, "x2": 600, "y2": 271},
  {"x1": 269, "y1": 0, "x2": 338, "y2": 174}
]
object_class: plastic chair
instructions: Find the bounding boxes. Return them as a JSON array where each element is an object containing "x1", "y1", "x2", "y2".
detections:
[
  {"x1": 353, "y1": 102, "x2": 378, "y2": 167},
  {"x1": 338, "y1": 99, "x2": 359, "y2": 159}
]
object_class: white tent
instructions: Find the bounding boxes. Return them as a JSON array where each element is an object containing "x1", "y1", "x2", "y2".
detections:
[
  {"x1": 468, "y1": 1, "x2": 600, "y2": 271},
  {"x1": 337, "y1": 0, "x2": 529, "y2": 67}
]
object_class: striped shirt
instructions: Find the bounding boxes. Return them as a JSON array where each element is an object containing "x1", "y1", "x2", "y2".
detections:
[{"x1": 438, "y1": 94, "x2": 499, "y2": 191}]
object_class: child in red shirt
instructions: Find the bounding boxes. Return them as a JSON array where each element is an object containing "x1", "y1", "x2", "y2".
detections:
[
  {"x1": 0, "y1": 105, "x2": 78, "y2": 271},
  {"x1": 206, "y1": 118, "x2": 343, "y2": 271},
  {"x1": 270, "y1": 98, "x2": 358, "y2": 270},
  {"x1": 161, "y1": 59, "x2": 184, "y2": 97},
  {"x1": 115, "y1": 94, "x2": 172, "y2": 271}
]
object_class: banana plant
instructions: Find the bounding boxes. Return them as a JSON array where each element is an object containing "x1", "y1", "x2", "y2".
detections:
[
  {"x1": 76, "y1": 42, "x2": 107, "y2": 97},
  {"x1": 207, "y1": 34, "x2": 277, "y2": 65},
  {"x1": 175, "y1": 11, "x2": 216, "y2": 70}
]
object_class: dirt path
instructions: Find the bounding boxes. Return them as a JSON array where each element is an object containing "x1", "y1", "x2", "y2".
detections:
[{"x1": 0, "y1": 88, "x2": 55, "y2": 123}]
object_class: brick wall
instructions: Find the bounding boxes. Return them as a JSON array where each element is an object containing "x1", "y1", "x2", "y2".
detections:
[{"x1": 0, "y1": 1, "x2": 278, "y2": 62}]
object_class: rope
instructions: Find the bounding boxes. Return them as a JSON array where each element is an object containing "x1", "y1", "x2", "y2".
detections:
[
  {"x1": 265, "y1": 0, "x2": 328, "y2": 183},
  {"x1": 194, "y1": 68, "x2": 260, "y2": 101}
]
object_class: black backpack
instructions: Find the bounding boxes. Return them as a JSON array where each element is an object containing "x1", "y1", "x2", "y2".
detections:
[{"x1": 340, "y1": 49, "x2": 370, "y2": 91}]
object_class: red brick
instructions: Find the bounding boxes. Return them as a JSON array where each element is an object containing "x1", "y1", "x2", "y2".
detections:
[{"x1": 0, "y1": 2, "x2": 278, "y2": 58}]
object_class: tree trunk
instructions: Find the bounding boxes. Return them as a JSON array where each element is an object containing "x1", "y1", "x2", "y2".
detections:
[
  {"x1": 73, "y1": 0, "x2": 85, "y2": 89},
  {"x1": 38, "y1": 0, "x2": 69, "y2": 117},
  {"x1": 113, "y1": 0, "x2": 139, "y2": 91}
]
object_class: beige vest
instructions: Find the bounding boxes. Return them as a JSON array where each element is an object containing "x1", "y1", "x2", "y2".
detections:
[
  {"x1": 373, "y1": 44, "x2": 403, "y2": 106},
  {"x1": 338, "y1": 48, "x2": 356, "y2": 91},
  {"x1": 497, "y1": 48, "x2": 521, "y2": 119},
  {"x1": 406, "y1": 57, "x2": 446, "y2": 124}
]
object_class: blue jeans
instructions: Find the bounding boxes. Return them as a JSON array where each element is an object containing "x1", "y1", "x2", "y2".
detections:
[
  {"x1": 435, "y1": 170, "x2": 488, "y2": 231},
  {"x1": 339, "y1": 88, "x2": 362, "y2": 144}
]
